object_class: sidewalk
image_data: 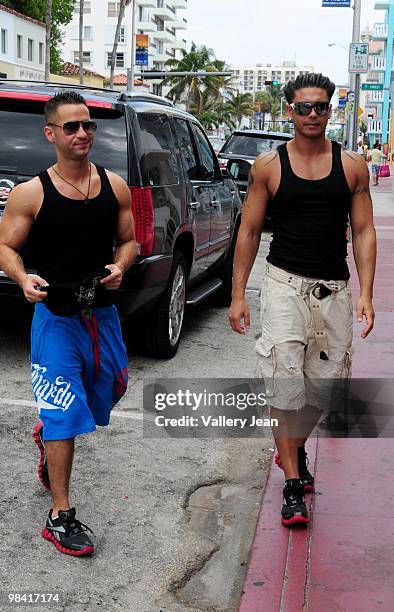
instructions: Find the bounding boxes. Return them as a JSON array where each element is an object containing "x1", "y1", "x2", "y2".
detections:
[{"x1": 239, "y1": 176, "x2": 394, "y2": 612}]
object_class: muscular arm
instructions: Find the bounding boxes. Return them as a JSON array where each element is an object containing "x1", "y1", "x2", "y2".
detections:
[
  {"x1": 349, "y1": 157, "x2": 376, "y2": 338},
  {"x1": 0, "y1": 179, "x2": 47, "y2": 302},
  {"x1": 228, "y1": 153, "x2": 272, "y2": 333},
  {"x1": 101, "y1": 172, "x2": 137, "y2": 289}
]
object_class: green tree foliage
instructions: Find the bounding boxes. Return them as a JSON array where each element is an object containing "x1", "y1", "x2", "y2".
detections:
[
  {"x1": 2, "y1": 0, "x2": 74, "y2": 73},
  {"x1": 161, "y1": 43, "x2": 235, "y2": 115}
]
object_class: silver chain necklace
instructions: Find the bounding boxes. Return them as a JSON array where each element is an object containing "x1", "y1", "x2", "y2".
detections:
[{"x1": 52, "y1": 162, "x2": 92, "y2": 204}]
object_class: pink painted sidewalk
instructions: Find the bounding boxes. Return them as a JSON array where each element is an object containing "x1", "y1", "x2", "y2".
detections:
[{"x1": 239, "y1": 181, "x2": 394, "y2": 612}]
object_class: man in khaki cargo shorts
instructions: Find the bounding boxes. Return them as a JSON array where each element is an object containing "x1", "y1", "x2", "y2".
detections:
[{"x1": 228, "y1": 73, "x2": 376, "y2": 526}]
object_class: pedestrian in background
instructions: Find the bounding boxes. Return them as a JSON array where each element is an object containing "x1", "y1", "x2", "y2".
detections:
[
  {"x1": 228, "y1": 73, "x2": 376, "y2": 527},
  {"x1": 371, "y1": 142, "x2": 383, "y2": 186}
]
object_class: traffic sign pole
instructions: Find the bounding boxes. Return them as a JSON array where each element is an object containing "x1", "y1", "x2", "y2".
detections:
[{"x1": 347, "y1": 0, "x2": 362, "y2": 152}]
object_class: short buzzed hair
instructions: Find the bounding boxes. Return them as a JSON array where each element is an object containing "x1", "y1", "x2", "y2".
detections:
[
  {"x1": 283, "y1": 73, "x2": 336, "y2": 104},
  {"x1": 44, "y1": 90, "x2": 88, "y2": 122}
]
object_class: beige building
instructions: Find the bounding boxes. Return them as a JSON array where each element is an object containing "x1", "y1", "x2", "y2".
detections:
[
  {"x1": 0, "y1": 4, "x2": 45, "y2": 80},
  {"x1": 230, "y1": 61, "x2": 315, "y2": 93}
]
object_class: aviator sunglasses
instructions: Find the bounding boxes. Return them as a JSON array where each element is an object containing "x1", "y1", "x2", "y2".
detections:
[
  {"x1": 290, "y1": 102, "x2": 331, "y2": 116},
  {"x1": 47, "y1": 120, "x2": 98, "y2": 135}
]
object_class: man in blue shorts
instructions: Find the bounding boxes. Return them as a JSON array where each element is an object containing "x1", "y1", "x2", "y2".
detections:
[{"x1": 0, "y1": 91, "x2": 136, "y2": 556}]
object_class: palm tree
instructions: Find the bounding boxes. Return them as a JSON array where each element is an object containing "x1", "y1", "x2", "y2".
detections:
[
  {"x1": 196, "y1": 90, "x2": 236, "y2": 131},
  {"x1": 255, "y1": 91, "x2": 271, "y2": 130},
  {"x1": 109, "y1": 0, "x2": 132, "y2": 90},
  {"x1": 161, "y1": 43, "x2": 228, "y2": 113},
  {"x1": 44, "y1": 0, "x2": 52, "y2": 80},
  {"x1": 79, "y1": 0, "x2": 84, "y2": 84},
  {"x1": 225, "y1": 92, "x2": 253, "y2": 128}
]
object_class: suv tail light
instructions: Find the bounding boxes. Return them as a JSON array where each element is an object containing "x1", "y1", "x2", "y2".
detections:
[{"x1": 130, "y1": 187, "x2": 154, "y2": 256}]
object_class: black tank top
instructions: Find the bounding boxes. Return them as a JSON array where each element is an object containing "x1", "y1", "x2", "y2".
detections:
[
  {"x1": 31, "y1": 164, "x2": 118, "y2": 306},
  {"x1": 266, "y1": 141, "x2": 352, "y2": 280}
]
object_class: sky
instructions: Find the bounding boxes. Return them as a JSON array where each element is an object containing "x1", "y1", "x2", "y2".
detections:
[{"x1": 184, "y1": 0, "x2": 386, "y2": 86}]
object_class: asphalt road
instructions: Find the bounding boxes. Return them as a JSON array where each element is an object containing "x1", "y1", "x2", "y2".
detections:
[{"x1": 0, "y1": 234, "x2": 273, "y2": 612}]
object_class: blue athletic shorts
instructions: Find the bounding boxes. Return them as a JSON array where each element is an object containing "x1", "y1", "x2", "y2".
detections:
[{"x1": 31, "y1": 303, "x2": 128, "y2": 441}]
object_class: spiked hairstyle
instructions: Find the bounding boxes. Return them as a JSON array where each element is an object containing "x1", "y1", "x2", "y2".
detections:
[
  {"x1": 283, "y1": 73, "x2": 336, "y2": 104},
  {"x1": 44, "y1": 90, "x2": 88, "y2": 122}
]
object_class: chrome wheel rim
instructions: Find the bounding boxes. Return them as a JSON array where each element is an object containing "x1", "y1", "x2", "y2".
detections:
[{"x1": 169, "y1": 264, "x2": 186, "y2": 346}]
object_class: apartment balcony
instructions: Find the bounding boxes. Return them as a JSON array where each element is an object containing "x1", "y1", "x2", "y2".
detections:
[
  {"x1": 369, "y1": 90, "x2": 384, "y2": 103},
  {"x1": 373, "y1": 23, "x2": 388, "y2": 40},
  {"x1": 172, "y1": 38, "x2": 187, "y2": 51},
  {"x1": 374, "y1": 1, "x2": 390, "y2": 9},
  {"x1": 152, "y1": 7, "x2": 175, "y2": 21},
  {"x1": 370, "y1": 55, "x2": 394, "y2": 71},
  {"x1": 153, "y1": 29, "x2": 175, "y2": 43},
  {"x1": 171, "y1": 18, "x2": 187, "y2": 30},
  {"x1": 171, "y1": 0, "x2": 187, "y2": 8},
  {"x1": 152, "y1": 52, "x2": 169, "y2": 63},
  {"x1": 138, "y1": 0, "x2": 156, "y2": 6},
  {"x1": 368, "y1": 118, "x2": 383, "y2": 134},
  {"x1": 137, "y1": 21, "x2": 157, "y2": 32}
]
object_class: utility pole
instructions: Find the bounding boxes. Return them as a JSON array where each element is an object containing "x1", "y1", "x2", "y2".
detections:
[
  {"x1": 127, "y1": 0, "x2": 137, "y2": 91},
  {"x1": 347, "y1": 0, "x2": 361, "y2": 151}
]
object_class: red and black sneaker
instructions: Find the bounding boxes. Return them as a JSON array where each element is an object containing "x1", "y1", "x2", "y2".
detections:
[
  {"x1": 32, "y1": 422, "x2": 50, "y2": 491},
  {"x1": 275, "y1": 447, "x2": 315, "y2": 493},
  {"x1": 42, "y1": 508, "x2": 94, "y2": 556},
  {"x1": 281, "y1": 479, "x2": 310, "y2": 527}
]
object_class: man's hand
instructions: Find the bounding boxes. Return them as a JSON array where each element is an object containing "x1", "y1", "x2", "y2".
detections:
[
  {"x1": 100, "y1": 264, "x2": 123, "y2": 290},
  {"x1": 228, "y1": 297, "x2": 250, "y2": 334},
  {"x1": 356, "y1": 296, "x2": 375, "y2": 339},
  {"x1": 22, "y1": 274, "x2": 49, "y2": 303}
]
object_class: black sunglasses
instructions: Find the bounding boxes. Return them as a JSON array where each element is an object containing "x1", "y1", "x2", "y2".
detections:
[
  {"x1": 290, "y1": 102, "x2": 331, "y2": 116},
  {"x1": 47, "y1": 120, "x2": 98, "y2": 135}
]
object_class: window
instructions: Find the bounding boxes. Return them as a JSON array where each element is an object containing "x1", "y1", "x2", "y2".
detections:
[
  {"x1": 139, "y1": 6, "x2": 144, "y2": 20},
  {"x1": 136, "y1": 113, "x2": 179, "y2": 187},
  {"x1": 107, "y1": 52, "x2": 125, "y2": 67},
  {"x1": 118, "y1": 26, "x2": 125, "y2": 43},
  {"x1": 173, "y1": 118, "x2": 198, "y2": 181},
  {"x1": 39, "y1": 42, "x2": 44, "y2": 64},
  {"x1": 108, "y1": 2, "x2": 121, "y2": 18},
  {"x1": 1, "y1": 29, "x2": 7, "y2": 54},
  {"x1": 84, "y1": 26, "x2": 93, "y2": 41},
  {"x1": 28, "y1": 39, "x2": 34, "y2": 62},
  {"x1": 17, "y1": 35, "x2": 23, "y2": 59},
  {"x1": 74, "y1": 51, "x2": 92, "y2": 64},
  {"x1": 192, "y1": 125, "x2": 216, "y2": 180},
  {"x1": 0, "y1": 105, "x2": 128, "y2": 180},
  {"x1": 74, "y1": 1, "x2": 91, "y2": 13}
]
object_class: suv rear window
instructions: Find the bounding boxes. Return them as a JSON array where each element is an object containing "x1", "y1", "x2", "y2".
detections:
[
  {"x1": 136, "y1": 112, "x2": 179, "y2": 187},
  {"x1": 222, "y1": 134, "x2": 289, "y2": 157},
  {"x1": 0, "y1": 101, "x2": 128, "y2": 179}
]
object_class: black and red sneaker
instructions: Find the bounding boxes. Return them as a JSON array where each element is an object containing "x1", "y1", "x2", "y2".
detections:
[
  {"x1": 275, "y1": 447, "x2": 315, "y2": 493},
  {"x1": 32, "y1": 422, "x2": 50, "y2": 491},
  {"x1": 42, "y1": 508, "x2": 94, "y2": 557},
  {"x1": 281, "y1": 479, "x2": 310, "y2": 527}
]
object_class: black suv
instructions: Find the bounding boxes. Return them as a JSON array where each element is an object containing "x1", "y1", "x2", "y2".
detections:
[
  {"x1": 218, "y1": 129, "x2": 293, "y2": 201},
  {"x1": 0, "y1": 81, "x2": 242, "y2": 357}
]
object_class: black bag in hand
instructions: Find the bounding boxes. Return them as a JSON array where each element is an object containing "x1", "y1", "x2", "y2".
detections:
[{"x1": 40, "y1": 268, "x2": 111, "y2": 316}]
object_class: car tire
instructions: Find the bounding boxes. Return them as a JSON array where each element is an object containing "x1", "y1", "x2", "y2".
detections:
[
  {"x1": 128, "y1": 251, "x2": 187, "y2": 359},
  {"x1": 216, "y1": 225, "x2": 239, "y2": 306}
]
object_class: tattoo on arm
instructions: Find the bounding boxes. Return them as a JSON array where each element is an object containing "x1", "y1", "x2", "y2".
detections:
[
  {"x1": 353, "y1": 185, "x2": 372, "y2": 202},
  {"x1": 262, "y1": 150, "x2": 279, "y2": 167},
  {"x1": 343, "y1": 151, "x2": 359, "y2": 162}
]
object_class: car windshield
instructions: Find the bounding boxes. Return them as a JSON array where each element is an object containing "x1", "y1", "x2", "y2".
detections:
[{"x1": 222, "y1": 134, "x2": 288, "y2": 157}]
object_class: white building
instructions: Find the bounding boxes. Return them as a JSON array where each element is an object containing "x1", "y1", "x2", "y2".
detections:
[
  {"x1": 61, "y1": 0, "x2": 188, "y2": 87},
  {"x1": 0, "y1": 4, "x2": 45, "y2": 81},
  {"x1": 230, "y1": 61, "x2": 315, "y2": 93}
]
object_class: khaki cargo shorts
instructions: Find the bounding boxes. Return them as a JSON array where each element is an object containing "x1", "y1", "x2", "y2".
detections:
[{"x1": 255, "y1": 264, "x2": 353, "y2": 412}]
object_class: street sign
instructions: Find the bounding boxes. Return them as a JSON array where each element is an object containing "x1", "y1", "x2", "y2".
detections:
[
  {"x1": 358, "y1": 107, "x2": 364, "y2": 118},
  {"x1": 322, "y1": 0, "x2": 351, "y2": 6},
  {"x1": 347, "y1": 91, "x2": 355, "y2": 102},
  {"x1": 361, "y1": 83, "x2": 383, "y2": 91},
  {"x1": 348, "y1": 42, "x2": 369, "y2": 73}
]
